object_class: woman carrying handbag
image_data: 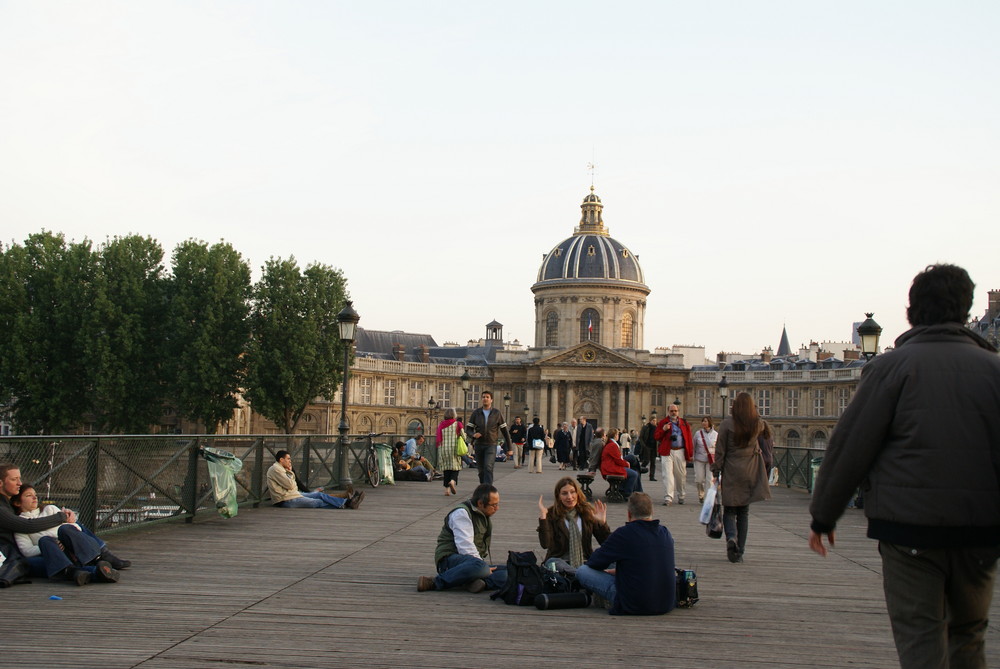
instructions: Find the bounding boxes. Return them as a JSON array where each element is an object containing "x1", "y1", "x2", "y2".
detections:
[{"x1": 711, "y1": 392, "x2": 771, "y2": 563}]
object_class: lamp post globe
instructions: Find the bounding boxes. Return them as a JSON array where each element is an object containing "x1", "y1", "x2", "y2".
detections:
[
  {"x1": 460, "y1": 370, "x2": 471, "y2": 423},
  {"x1": 857, "y1": 313, "x2": 883, "y2": 361}
]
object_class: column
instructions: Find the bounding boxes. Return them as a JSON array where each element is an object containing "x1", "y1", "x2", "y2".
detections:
[
  {"x1": 565, "y1": 382, "x2": 575, "y2": 424},
  {"x1": 601, "y1": 382, "x2": 611, "y2": 429},
  {"x1": 617, "y1": 383, "x2": 626, "y2": 431},
  {"x1": 539, "y1": 382, "x2": 550, "y2": 430}
]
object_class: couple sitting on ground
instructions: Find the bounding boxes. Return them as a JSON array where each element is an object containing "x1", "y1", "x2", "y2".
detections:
[
  {"x1": 417, "y1": 478, "x2": 676, "y2": 615},
  {"x1": 266, "y1": 450, "x2": 365, "y2": 509},
  {"x1": 0, "y1": 463, "x2": 131, "y2": 587}
]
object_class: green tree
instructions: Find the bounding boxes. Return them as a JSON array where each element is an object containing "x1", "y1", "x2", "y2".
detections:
[
  {"x1": 165, "y1": 239, "x2": 251, "y2": 433},
  {"x1": 0, "y1": 232, "x2": 97, "y2": 433},
  {"x1": 86, "y1": 235, "x2": 168, "y2": 433},
  {"x1": 243, "y1": 257, "x2": 349, "y2": 433}
]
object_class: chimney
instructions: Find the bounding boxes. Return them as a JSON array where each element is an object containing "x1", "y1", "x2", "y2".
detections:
[
  {"x1": 392, "y1": 343, "x2": 405, "y2": 361},
  {"x1": 761, "y1": 347, "x2": 773, "y2": 363},
  {"x1": 989, "y1": 289, "x2": 1000, "y2": 319},
  {"x1": 419, "y1": 344, "x2": 430, "y2": 363},
  {"x1": 843, "y1": 349, "x2": 860, "y2": 361},
  {"x1": 817, "y1": 351, "x2": 833, "y2": 362}
]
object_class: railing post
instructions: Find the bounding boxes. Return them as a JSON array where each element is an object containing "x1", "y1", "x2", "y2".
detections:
[
  {"x1": 80, "y1": 438, "x2": 99, "y2": 531},
  {"x1": 252, "y1": 437, "x2": 264, "y2": 507},
  {"x1": 183, "y1": 438, "x2": 200, "y2": 523},
  {"x1": 300, "y1": 435, "x2": 311, "y2": 489}
]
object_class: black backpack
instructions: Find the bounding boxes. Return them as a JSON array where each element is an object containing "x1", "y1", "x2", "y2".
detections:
[
  {"x1": 675, "y1": 568, "x2": 699, "y2": 608},
  {"x1": 491, "y1": 551, "x2": 572, "y2": 606}
]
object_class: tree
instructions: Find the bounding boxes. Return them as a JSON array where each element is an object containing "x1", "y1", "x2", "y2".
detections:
[
  {"x1": 86, "y1": 235, "x2": 168, "y2": 433},
  {"x1": 0, "y1": 232, "x2": 97, "y2": 433},
  {"x1": 243, "y1": 257, "x2": 348, "y2": 433},
  {"x1": 165, "y1": 239, "x2": 251, "y2": 433}
]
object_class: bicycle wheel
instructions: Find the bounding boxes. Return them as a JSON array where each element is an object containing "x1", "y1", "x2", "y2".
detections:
[{"x1": 364, "y1": 449, "x2": 380, "y2": 488}]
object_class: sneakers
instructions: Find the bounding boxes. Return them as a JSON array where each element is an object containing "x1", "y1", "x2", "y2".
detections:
[
  {"x1": 348, "y1": 491, "x2": 365, "y2": 510},
  {"x1": 93, "y1": 560, "x2": 120, "y2": 583},
  {"x1": 465, "y1": 578, "x2": 487, "y2": 593},
  {"x1": 678, "y1": 499, "x2": 685, "y2": 505},
  {"x1": 727, "y1": 539, "x2": 740, "y2": 563},
  {"x1": 417, "y1": 576, "x2": 437, "y2": 592},
  {"x1": 62, "y1": 567, "x2": 91, "y2": 586}
]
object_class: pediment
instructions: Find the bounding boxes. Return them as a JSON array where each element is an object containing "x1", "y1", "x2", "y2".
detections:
[{"x1": 537, "y1": 343, "x2": 642, "y2": 368}]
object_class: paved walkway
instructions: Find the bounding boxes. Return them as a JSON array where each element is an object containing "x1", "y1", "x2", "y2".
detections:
[{"x1": 3, "y1": 460, "x2": 999, "y2": 668}]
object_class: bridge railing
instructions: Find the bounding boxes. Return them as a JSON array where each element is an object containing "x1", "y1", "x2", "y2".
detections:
[
  {"x1": 0, "y1": 433, "x2": 414, "y2": 535},
  {"x1": 773, "y1": 446, "x2": 826, "y2": 492}
]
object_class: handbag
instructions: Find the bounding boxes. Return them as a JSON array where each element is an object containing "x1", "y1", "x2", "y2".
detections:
[
  {"x1": 699, "y1": 483, "x2": 718, "y2": 524},
  {"x1": 532, "y1": 438, "x2": 545, "y2": 450},
  {"x1": 455, "y1": 424, "x2": 468, "y2": 457},
  {"x1": 705, "y1": 494, "x2": 723, "y2": 539}
]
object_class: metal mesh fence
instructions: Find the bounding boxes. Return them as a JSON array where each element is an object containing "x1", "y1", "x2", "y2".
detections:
[
  {"x1": 773, "y1": 447, "x2": 825, "y2": 491},
  {"x1": 0, "y1": 433, "x2": 418, "y2": 535}
]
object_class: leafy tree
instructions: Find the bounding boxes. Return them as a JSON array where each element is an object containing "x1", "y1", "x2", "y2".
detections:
[
  {"x1": 165, "y1": 239, "x2": 251, "y2": 433},
  {"x1": 243, "y1": 257, "x2": 349, "y2": 433},
  {"x1": 0, "y1": 232, "x2": 97, "y2": 433},
  {"x1": 86, "y1": 235, "x2": 168, "y2": 433}
]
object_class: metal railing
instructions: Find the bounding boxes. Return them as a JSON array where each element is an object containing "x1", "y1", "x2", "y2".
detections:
[
  {"x1": 773, "y1": 446, "x2": 826, "y2": 492},
  {"x1": 0, "y1": 433, "x2": 420, "y2": 535}
]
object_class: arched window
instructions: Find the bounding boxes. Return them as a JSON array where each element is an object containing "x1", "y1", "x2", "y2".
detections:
[
  {"x1": 811, "y1": 430, "x2": 827, "y2": 449},
  {"x1": 620, "y1": 312, "x2": 634, "y2": 348},
  {"x1": 785, "y1": 429, "x2": 801, "y2": 449},
  {"x1": 408, "y1": 419, "x2": 424, "y2": 436},
  {"x1": 580, "y1": 308, "x2": 600, "y2": 343},
  {"x1": 359, "y1": 415, "x2": 373, "y2": 433},
  {"x1": 545, "y1": 311, "x2": 559, "y2": 346},
  {"x1": 381, "y1": 417, "x2": 397, "y2": 433}
]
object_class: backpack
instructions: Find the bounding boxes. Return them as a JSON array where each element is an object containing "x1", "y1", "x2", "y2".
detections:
[
  {"x1": 490, "y1": 551, "x2": 572, "y2": 606},
  {"x1": 675, "y1": 568, "x2": 699, "y2": 608}
]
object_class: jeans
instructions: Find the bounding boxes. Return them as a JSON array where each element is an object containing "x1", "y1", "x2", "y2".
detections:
[
  {"x1": 279, "y1": 491, "x2": 347, "y2": 509},
  {"x1": 576, "y1": 565, "x2": 616, "y2": 606},
  {"x1": 474, "y1": 444, "x2": 495, "y2": 484},
  {"x1": 880, "y1": 541, "x2": 1000, "y2": 669},
  {"x1": 434, "y1": 553, "x2": 507, "y2": 590},
  {"x1": 723, "y1": 505, "x2": 749, "y2": 553},
  {"x1": 622, "y1": 468, "x2": 641, "y2": 496},
  {"x1": 38, "y1": 524, "x2": 106, "y2": 577}
]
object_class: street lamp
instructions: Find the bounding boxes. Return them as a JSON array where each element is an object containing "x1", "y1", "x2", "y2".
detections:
[
  {"x1": 651, "y1": 409, "x2": 658, "y2": 425},
  {"x1": 857, "y1": 313, "x2": 883, "y2": 361},
  {"x1": 337, "y1": 300, "x2": 360, "y2": 487},
  {"x1": 718, "y1": 375, "x2": 729, "y2": 419},
  {"x1": 503, "y1": 393, "x2": 511, "y2": 420},
  {"x1": 460, "y1": 370, "x2": 471, "y2": 423},
  {"x1": 427, "y1": 396, "x2": 440, "y2": 436}
]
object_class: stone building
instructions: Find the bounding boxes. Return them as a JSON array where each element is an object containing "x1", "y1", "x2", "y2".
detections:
[{"x1": 255, "y1": 188, "x2": 865, "y2": 450}]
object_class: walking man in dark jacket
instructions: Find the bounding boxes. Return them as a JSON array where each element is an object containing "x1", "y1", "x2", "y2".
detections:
[
  {"x1": 809, "y1": 264, "x2": 1000, "y2": 669},
  {"x1": 466, "y1": 391, "x2": 513, "y2": 485}
]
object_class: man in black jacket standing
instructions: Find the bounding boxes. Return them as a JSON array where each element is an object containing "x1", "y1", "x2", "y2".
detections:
[
  {"x1": 466, "y1": 391, "x2": 513, "y2": 485},
  {"x1": 809, "y1": 264, "x2": 1000, "y2": 669}
]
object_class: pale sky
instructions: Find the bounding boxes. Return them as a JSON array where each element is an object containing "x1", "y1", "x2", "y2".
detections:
[{"x1": 2, "y1": 1, "x2": 998, "y2": 359}]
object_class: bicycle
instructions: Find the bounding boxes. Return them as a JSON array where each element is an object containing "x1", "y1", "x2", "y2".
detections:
[{"x1": 361, "y1": 432, "x2": 387, "y2": 488}]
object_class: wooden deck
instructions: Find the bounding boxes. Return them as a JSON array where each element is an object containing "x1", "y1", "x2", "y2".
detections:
[{"x1": 4, "y1": 462, "x2": 999, "y2": 669}]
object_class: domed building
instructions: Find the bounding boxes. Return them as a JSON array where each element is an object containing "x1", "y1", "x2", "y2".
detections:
[{"x1": 532, "y1": 187, "x2": 650, "y2": 350}]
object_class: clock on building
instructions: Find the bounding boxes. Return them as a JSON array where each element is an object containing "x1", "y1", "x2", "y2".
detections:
[{"x1": 583, "y1": 348, "x2": 596, "y2": 362}]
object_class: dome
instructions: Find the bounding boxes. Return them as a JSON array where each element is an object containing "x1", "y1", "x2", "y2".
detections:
[{"x1": 533, "y1": 189, "x2": 647, "y2": 288}]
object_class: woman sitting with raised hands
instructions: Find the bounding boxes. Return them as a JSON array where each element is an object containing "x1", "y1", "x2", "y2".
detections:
[{"x1": 537, "y1": 476, "x2": 611, "y2": 573}]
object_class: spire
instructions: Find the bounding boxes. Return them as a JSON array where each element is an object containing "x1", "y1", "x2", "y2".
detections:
[{"x1": 777, "y1": 325, "x2": 792, "y2": 357}]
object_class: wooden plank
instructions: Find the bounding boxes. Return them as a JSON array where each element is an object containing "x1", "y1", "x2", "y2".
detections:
[{"x1": 0, "y1": 463, "x2": 996, "y2": 669}]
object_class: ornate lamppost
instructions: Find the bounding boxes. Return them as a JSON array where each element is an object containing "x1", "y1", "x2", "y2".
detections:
[
  {"x1": 460, "y1": 370, "x2": 471, "y2": 423},
  {"x1": 503, "y1": 393, "x2": 511, "y2": 421},
  {"x1": 427, "y1": 396, "x2": 440, "y2": 437},
  {"x1": 337, "y1": 300, "x2": 360, "y2": 487},
  {"x1": 718, "y1": 375, "x2": 729, "y2": 420},
  {"x1": 857, "y1": 313, "x2": 883, "y2": 361}
]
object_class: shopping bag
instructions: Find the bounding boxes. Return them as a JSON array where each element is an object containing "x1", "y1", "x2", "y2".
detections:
[
  {"x1": 706, "y1": 496, "x2": 723, "y2": 539},
  {"x1": 699, "y1": 483, "x2": 718, "y2": 524}
]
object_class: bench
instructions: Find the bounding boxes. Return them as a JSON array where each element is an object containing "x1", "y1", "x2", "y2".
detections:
[
  {"x1": 604, "y1": 475, "x2": 626, "y2": 503},
  {"x1": 576, "y1": 474, "x2": 594, "y2": 501}
]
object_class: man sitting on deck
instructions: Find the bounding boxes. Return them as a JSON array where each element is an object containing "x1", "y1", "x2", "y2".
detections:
[
  {"x1": 576, "y1": 492, "x2": 675, "y2": 615},
  {"x1": 267, "y1": 451, "x2": 364, "y2": 509},
  {"x1": 417, "y1": 483, "x2": 508, "y2": 594}
]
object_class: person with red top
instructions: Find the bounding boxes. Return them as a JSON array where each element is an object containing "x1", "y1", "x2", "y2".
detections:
[
  {"x1": 600, "y1": 428, "x2": 640, "y2": 497},
  {"x1": 654, "y1": 405, "x2": 693, "y2": 506}
]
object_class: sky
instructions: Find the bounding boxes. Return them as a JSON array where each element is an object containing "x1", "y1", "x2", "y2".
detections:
[{"x1": 2, "y1": 1, "x2": 998, "y2": 359}]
